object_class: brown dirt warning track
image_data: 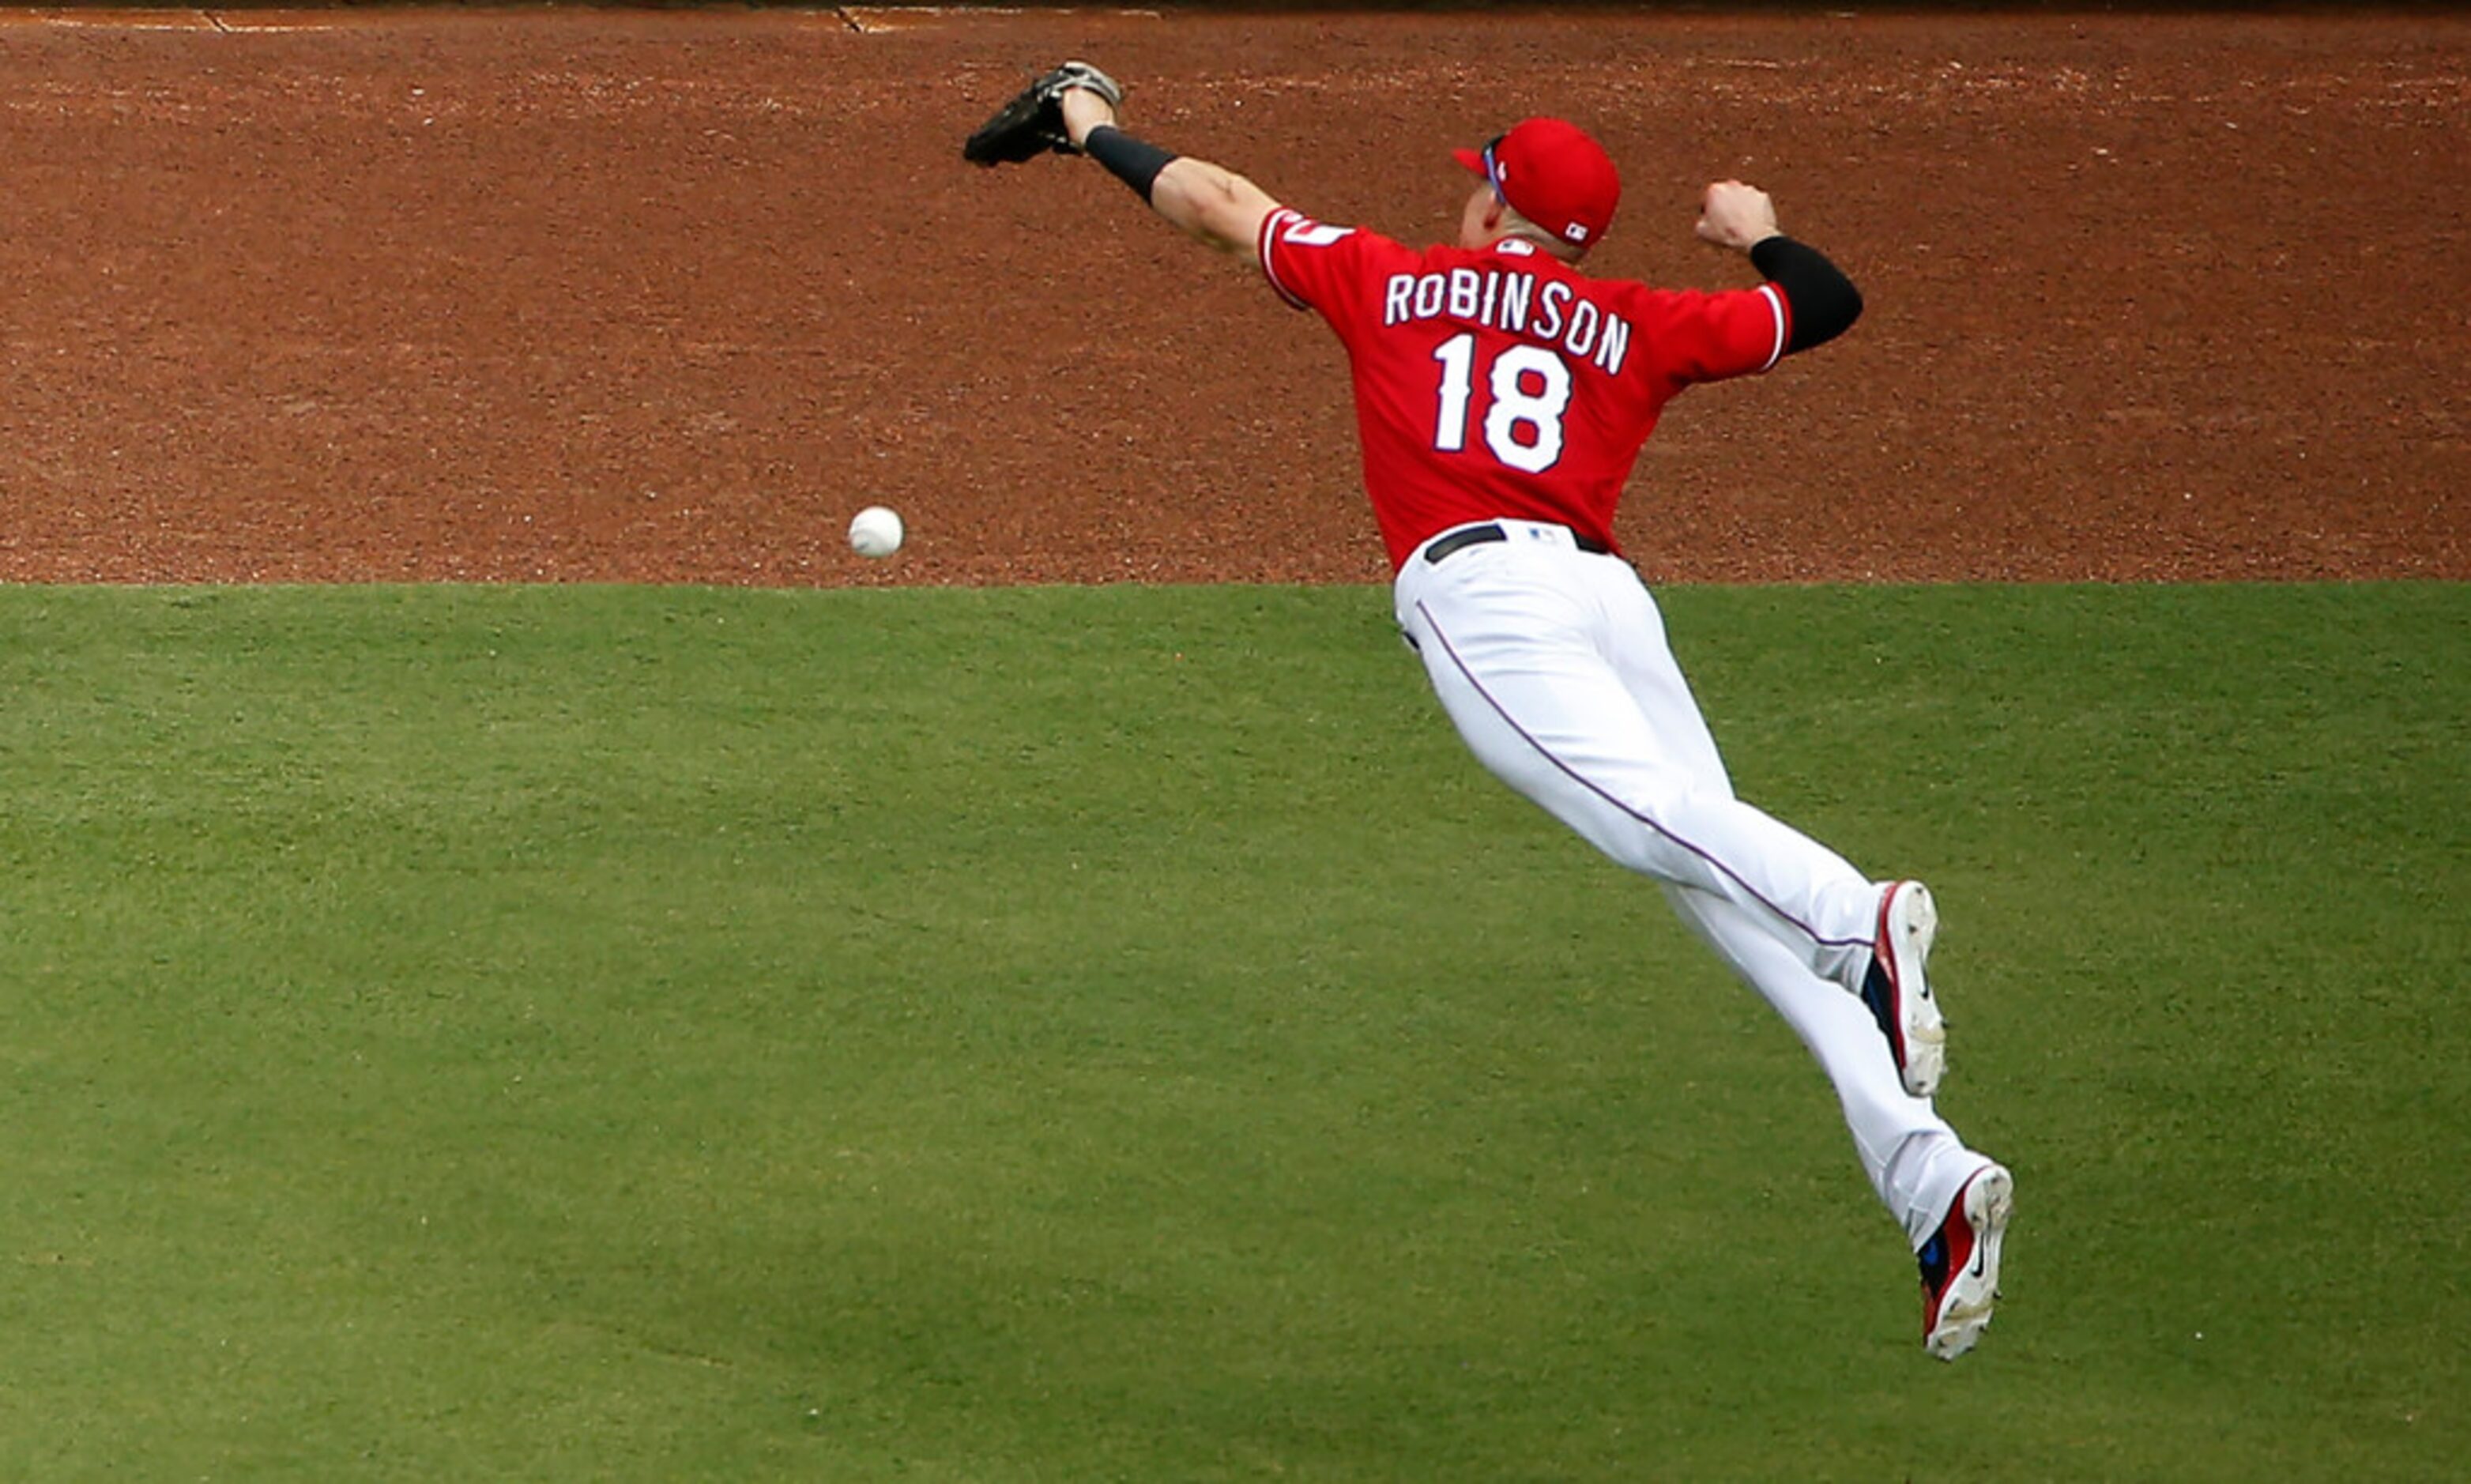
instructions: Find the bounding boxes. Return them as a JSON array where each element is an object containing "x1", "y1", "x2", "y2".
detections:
[{"x1": 0, "y1": 6, "x2": 2462, "y2": 587}]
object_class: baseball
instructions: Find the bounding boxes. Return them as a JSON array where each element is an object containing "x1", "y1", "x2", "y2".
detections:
[{"x1": 848, "y1": 505, "x2": 904, "y2": 558}]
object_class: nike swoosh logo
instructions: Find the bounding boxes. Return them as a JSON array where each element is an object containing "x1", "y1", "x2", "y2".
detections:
[{"x1": 1967, "y1": 1246, "x2": 1988, "y2": 1281}]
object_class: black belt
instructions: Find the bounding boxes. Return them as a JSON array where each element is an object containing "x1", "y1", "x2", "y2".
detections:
[{"x1": 1422, "y1": 522, "x2": 1613, "y2": 564}]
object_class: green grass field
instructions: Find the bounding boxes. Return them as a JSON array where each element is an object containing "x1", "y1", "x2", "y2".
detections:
[{"x1": 2, "y1": 582, "x2": 2462, "y2": 1481}]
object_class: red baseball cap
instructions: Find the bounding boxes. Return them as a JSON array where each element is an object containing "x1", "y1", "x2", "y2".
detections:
[{"x1": 1452, "y1": 117, "x2": 1621, "y2": 248}]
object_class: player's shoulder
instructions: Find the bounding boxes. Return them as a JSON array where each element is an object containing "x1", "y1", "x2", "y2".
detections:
[
  {"x1": 1260, "y1": 205, "x2": 1407, "y2": 258},
  {"x1": 1259, "y1": 208, "x2": 1419, "y2": 309},
  {"x1": 1579, "y1": 259, "x2": 1762, "y2": 321}
]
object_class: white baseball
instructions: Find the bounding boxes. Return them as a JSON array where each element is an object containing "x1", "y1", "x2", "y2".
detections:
[{"x1": 848, "y1": 505, "x2": 904, "y2": 558}]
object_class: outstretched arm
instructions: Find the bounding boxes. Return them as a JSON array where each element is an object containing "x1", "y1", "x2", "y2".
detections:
[
  {"x1": 1695, "y1": 179, "x2": 1863, "y2": 354},
  {"x1": 1060, "y1": 82, "x2": 1282, "y2": 266}
]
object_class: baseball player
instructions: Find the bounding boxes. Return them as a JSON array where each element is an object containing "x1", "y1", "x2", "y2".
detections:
[{"x1": 967, "y1": 64, "x2": 2012, "y2": 1359}]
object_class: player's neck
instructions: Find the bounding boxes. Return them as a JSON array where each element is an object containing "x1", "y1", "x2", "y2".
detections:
[{"x1": 1483, "y1": 228, "x2": 1586, "y2": 267}]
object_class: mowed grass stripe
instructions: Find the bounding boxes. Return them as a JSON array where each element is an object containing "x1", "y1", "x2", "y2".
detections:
[{"x1": 0, "y1": 582, "x2": 2462, "y2": 1482}]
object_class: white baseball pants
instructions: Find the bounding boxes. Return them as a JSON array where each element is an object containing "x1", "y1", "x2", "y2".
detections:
[{"x1": 1393, "y1": 520, "x2": 1979, "y2": 1245}]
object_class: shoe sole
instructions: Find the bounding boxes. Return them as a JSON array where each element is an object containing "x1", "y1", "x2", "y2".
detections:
[
  {"x1": 1882, "y1": 883, "x2": 1947, "y2": 1099},
  {"x1": 1926, "y1": 1164, "x2": 2013, "y2": 1361}
]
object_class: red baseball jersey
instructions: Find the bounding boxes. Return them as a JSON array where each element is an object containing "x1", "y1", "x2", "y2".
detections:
[{"x1": 1257, "y1": 206, "x2": 1791, "y2": 571}]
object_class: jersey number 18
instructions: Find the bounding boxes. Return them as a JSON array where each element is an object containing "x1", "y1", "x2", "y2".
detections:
[{"x1": 1431, "y1": 333, "x2": 1571, "y2": 474}]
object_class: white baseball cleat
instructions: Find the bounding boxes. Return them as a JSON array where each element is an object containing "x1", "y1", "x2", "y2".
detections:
[
  {"x1": 1859, "y1": 880, "x2": 1947, "y2": 1098},
  {"x1": 1919, "y1": 1162, "x2": 2013, "y2": 1361}
]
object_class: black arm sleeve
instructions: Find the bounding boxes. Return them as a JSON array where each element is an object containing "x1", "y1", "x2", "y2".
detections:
[
  {"x1": 1083, "y1": 125, "x2": 1178, "y2": 204},
  {"x1": 1749, "y1": 235, "x2": 1863, "y2": 354}
]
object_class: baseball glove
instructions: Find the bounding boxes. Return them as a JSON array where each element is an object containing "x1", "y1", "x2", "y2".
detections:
[{"x1": 962, "y1": 61, "x2": 1124, "y2": 167}]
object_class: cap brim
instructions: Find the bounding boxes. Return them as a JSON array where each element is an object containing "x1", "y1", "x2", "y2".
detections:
[{"x1": 1451, "y1": 146, "x2": 1486, "y2": 176}]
